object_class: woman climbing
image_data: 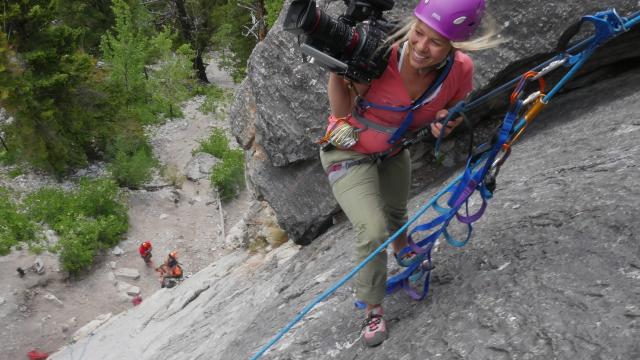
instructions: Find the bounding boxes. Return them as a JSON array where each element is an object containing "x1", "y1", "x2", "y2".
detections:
[{"x1": 319, "y1": 0, "x2": 502, "y2": 347}]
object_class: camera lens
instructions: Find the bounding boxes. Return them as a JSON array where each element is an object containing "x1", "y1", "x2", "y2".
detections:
[
  {"x1": 284, "y1": 0, "x2": 356, "y2": 56},
  {"x1": 311, "y1": 13, "x2": 356, "y2": 54}
]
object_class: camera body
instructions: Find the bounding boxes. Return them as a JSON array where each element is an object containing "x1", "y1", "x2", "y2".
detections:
[{"x1": 283, "y1": 0, "x2": 396, "y2": 83}]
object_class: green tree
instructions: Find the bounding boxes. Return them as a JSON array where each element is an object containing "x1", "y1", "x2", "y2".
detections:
[
  {"x1": 0, "y1": 0, "x2": 104, "y2": 175},
  {"x1": 146, "y1": 0, "x2": 217, "y2": 82},
  {"x1": 100, "y1": 0, "x2": 149, "y2": 110},
  {"x1": 146, "y1": 0, "x2": 283, "y2": 83},
  {"x1": 106, "y1": 133, "x2": 156, "y2": 188},
  {"x1": 55, "y1": 0, "x2": 116, "y2": 54},
  {"x1": 101, "y1": 0, "x2": 196, "y2": 123},
  {"x1": 209, "y1": 0, "x2": 283, "y2": 81},
  {"x1": 210, "y1": 0, "x2": 258, "y2": 81}
]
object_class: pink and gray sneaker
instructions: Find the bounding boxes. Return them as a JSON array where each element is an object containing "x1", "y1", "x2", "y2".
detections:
[{"x1": 361, "y1": 307, "x2": 388, "y2": 347}]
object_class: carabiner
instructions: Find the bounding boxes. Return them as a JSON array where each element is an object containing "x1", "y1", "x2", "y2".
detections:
[{"x1": 532, "y1": 58, "x2": 567, "y2": 80}]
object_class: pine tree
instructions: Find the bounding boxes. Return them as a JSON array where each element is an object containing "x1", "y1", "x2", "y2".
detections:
[
  {"x1": 0, "y1": 0, "x2": 103, "y2": 175},
  {"x1": 55, "y1": 0, "x2": 116, "y2": 55},
  {"x1": 100, "y1": 0, "x2": 149, "y2": 108}
]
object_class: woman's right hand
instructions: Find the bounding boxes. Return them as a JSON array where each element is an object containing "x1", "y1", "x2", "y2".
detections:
[{"x1": 430, "y1": 109, "x2": 463, "y2": 138}]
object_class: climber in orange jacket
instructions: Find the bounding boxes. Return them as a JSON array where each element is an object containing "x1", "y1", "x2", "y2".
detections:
[{"x1": 156, "y1": 251, "x2": 183, "y2": 288}]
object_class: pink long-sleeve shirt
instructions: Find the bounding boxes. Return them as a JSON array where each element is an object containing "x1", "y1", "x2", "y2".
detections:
[{"x1": 327, "y1": 44, "x2": 474, "y2": 155}]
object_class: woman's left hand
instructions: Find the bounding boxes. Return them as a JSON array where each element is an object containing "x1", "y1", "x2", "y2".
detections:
[{"x1": 430, "y1": 109, "x2": 463, "y2": 138}]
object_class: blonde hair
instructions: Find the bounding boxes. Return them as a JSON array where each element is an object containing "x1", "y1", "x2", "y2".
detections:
[{"x1": 386, "y1": 15, "x2": 506, "y2": 52}]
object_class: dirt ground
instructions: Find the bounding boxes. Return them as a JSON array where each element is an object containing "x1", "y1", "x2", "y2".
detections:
[{"x1": 0, "y1": 63, "x2": 248, "y2": 360}]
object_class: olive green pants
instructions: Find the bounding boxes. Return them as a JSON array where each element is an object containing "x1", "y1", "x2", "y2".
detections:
[{"x1": 320, "y1": 148, "x2": 410, "y2": 305}]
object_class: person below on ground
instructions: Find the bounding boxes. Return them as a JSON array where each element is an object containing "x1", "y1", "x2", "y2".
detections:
[
  {"x1": 139, "y1": 241, "x2": 153, "y2": 265},
  {"x1": 319, "y1": 0, "x2": 502, "y2": 347},
  {"x1": 156, "y1": 251, "x2": 183, "y2": 288}
]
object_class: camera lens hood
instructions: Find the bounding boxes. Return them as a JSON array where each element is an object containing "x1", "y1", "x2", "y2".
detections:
[{"x1": 283, "y1": 0, "x2": 319, "y2": 34}]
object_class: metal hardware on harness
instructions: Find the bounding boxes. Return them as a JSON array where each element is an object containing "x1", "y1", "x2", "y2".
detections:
[
  {"x1": 507, "y1": 95, "x2": 547, "y2": 148},
  {"x1": 489, "y1": 147, "x2": 511, "y2": 181},
  {"x1": 523, "y1": 91, "x2": 541, "y2": 106},
  {"x1": 510, "y1": 71, "x2": 546, "y2": 105},
  {"x1": 585, "y1": 9, "x2": 627, "y2": 47},
  {"x1": 490, "y1": 147, "x2": 511, "y2": 171},
  {"x1": 524, "y1": 96, "x2": 547, "y2": 122},
  {"x1": 320, "y1": 117, "x2": 361, "y2": 149},
  {"x1": 532, "y1": 58, "x2": 567, "y2": 79}
]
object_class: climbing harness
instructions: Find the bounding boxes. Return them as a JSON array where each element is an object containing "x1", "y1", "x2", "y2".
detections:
[
  {"x1": 319, "y1": 50, "x2": 454, "y2": 154},
  {"x1": 361, "y1": 51, "x2": 454, "y2": 145},
  {"x1": 251, "y1": 8, "x2": 640, "y2": 359}
]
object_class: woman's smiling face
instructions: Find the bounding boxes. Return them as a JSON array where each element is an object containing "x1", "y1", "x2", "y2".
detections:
[{"x1": 407, "y1": 19, "x2": 452, "y2": 70}]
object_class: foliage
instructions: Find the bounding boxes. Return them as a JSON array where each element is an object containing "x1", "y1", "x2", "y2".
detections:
[
  {"x1": 106, "y1": 135, "x2": 157, "y2": 188},
  {"x1": 101, "y1": 1, "x2": 198, "y2": 124},
  {"x1": 208, "y1": 0, "x2": 284, "y2": 81},
  {"x1": 24, "y1": 187, "x2": 72, "y2": 225},
  {"x1": 0, "y1": 0, "x2": 102, "y2": 175},
  {"x1": 0, "y1": 33, "x2": 14, "y2": 101},
  {"x1": 196, "y1": 128, "x2": 231, "y2": 158},
  {"x1": 142, "y1": 0, "x2": 217, "y2": 82},
  {"x1": 211, "y1": 148, "x2": 245, "y2": 201},
  {"x1": 264, "y1": 0, "x2": 284, "y2": 28},
  {"x1": 1, "y1": 0, "x2": 277, "y2": 178},
  {"x1": 8, "y1": 167, "x2": 23, "y2": 178},
  {"x1": 55, "y1": 222, "x2": 99, "y2": 275},
  {"x1": 0, "y1": 188, "x2": 37, "y2": 255},
  {"x1": 100, "y1": 0, "x2": 151, "y2": 116},
  {"x1": 210, "y1": 0, "x2": 258, "y2": 82},
  {"x1": 55, "y1": 0, "x2": 117, "y2": 55},
  {"x1": 76, "y1": 178, "x2": 127, "y2": 221},
  {"x1": 24, "y1": 178, "x2": 128, "y2": 274},
  {"x1": 0, "y1": 147, "x2": 17, "y2": 165},
  {"x1": 194, "y1": 83, "x2": 231, "y2": 114},
  {"x1": 147, "y1": 42, "x2": 196, "y2": 117},
  {"x1": 197, "y1": 128, "x2": 245, "y2": 201}
]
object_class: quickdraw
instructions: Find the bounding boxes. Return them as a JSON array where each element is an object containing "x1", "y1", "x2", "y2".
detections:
[{"x1": 251, "y1": 8, "x2": 640, "y2": 359}]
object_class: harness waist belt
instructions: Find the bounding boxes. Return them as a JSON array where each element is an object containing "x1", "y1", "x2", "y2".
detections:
[{"x1": 352, "y1": 110, "x2": 399, "y2": 135}]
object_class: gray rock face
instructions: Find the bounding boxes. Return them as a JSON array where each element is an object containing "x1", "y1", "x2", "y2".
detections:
[
  {"x1": 229, "y1": 0, "x2": 640, "y2": 245},
  {"x1": 246, "y1": 148, "x2": 336, "y2": 244},
  {"x1": 51, "y1": 63, "x2": 640, "y2": 360},
  {"x1": 184, "y1": 152, "x2": 219, "y2": 181}
]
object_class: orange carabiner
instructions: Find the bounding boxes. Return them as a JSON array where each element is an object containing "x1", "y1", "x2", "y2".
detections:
[
  {"x1": 507, "y1": 95, "x2": 547, "y2": 147},
  {"x1": 509, "y1": 71, "x2": 546, "y2": 105}
]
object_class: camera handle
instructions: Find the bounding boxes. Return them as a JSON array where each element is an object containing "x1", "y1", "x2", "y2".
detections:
[{"x1": 300, "y1": 44, "x2": 349, "y2": 73}]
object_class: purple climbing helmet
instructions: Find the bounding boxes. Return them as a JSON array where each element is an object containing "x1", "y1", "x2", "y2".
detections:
[{"x1": 414, "y1": 0, "x2": 485, "y2": 42}]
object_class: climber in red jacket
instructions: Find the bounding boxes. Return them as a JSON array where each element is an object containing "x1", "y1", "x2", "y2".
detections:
[{"x1": 138, "y1": 241, "x2": 153, "y2": 265}]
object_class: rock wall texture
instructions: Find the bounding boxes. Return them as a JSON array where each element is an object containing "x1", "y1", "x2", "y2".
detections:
[
  {"x1": 51, "y1": 58, "x2": 640, "y2": 359},
  {"x1": 229, "y1": 0, "x2": 640, "y2": 245}
]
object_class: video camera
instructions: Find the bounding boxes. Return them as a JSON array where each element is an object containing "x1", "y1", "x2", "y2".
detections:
[{"x1": 283, "y1": 0, "x2": 397, "y2": 83}]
